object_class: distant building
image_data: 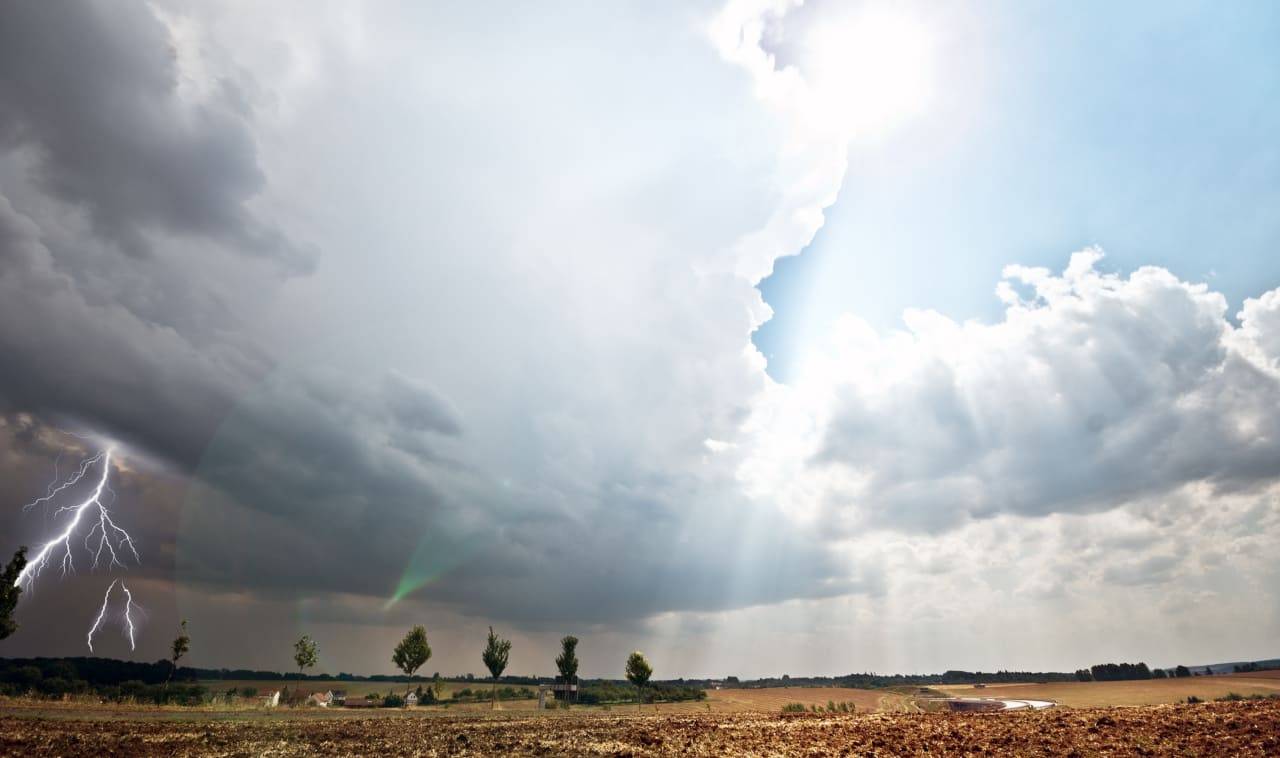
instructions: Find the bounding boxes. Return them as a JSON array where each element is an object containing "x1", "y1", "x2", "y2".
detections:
[
  {"x1": 330, "y1": 690, "x2": 348, "y2": 705},
  {"x1": 405, "y1": 691, "x2": 418, "y2": 706},
  {"x1": 282, "y1": 687, "x2": 333, "y2": 707},
  {"x1": 258, "y1": 689, "x2": 281, "y2": 707},
  {"x1": 345, "y1": 695, "x2": 379, "y2": 708}
]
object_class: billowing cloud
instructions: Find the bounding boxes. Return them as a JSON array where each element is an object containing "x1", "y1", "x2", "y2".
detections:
[
  {"x1": 0, "y1": 1, "x2": 310, "y2": 270},
  {"x1": 742, "y1": 249, "x2": 1280, "y2": 535}
]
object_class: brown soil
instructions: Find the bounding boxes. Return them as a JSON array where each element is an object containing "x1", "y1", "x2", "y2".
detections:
[{"x1": 2, "y1": 700, "x2": 1278, "y2": 756}]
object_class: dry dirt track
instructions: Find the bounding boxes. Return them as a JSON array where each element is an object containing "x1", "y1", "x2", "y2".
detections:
[{"x1": 3, "y1": 700, "x2": 1279, "y2": 756}]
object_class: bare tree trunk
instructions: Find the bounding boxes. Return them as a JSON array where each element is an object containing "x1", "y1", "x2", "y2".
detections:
[{"x1": 492, "y1": 678, "x2": 497, "y2": 709}]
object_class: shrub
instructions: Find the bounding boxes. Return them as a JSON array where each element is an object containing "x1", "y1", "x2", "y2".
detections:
[
  {"x1": 383, "y1": 694, "x2": 405, "y2": 708},
  {"x1": 781, "y1": 703, "x2": 807, "y2": 713},
  {"x1": 1185, "y1": 695, "x2": 1202, "y2": 704}
]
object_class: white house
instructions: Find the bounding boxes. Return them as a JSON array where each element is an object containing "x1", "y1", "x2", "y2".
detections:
[
  {"x1": 405, "y1": 691, "x2": 418, "y2": 706},
  {"x1": 259, "y1": 689, "x2": 281, "y2": 707}
]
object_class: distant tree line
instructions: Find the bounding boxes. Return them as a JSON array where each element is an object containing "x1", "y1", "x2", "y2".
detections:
[
  {"x1": 727, "y1": 670, "x2": 1079, "y2": 689},
  {"x1": 0, "y1": 658, "x2": 205, "y2": 704},
  {"x1": 1232, "y1": 660, "x2": 1280, "y2": 674},
  {"x1": 1073, "y1": 662, "x2": 1153, "y2": 682}
]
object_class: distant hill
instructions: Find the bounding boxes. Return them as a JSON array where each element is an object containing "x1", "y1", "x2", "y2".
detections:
[{"x1": 1162, "y1": 658, "x2": 1280, "y2": 675}]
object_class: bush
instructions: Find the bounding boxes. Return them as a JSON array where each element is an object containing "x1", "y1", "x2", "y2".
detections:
[
  {"x1": 1185, "y1": 695, "x2": 1202, "y2": 704},
  {"x1": 383, "y1": 694, "x2": 405, "y2": 708},
  {"x1": 1216, "y1": 693, "x2": 1280, "y2": 702},
  {"x1": 781, "y1": 703, "x2": 807, "y2": 713}
]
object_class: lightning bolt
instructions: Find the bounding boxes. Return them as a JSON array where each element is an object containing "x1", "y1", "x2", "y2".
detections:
[
  {"x1": 13, "y1": 444, "x2": 144, "y2": 651},
  {"x1": 14, "y1": 447, "x2": 138, "y2": 588},
  {"x1": 87, "y1": 579, "x2": 117, "y2": 653},
  {"x1": 120, "y1": 581, "x2": 138, "y2": 650},
  {"x1": 86, "y1": 579, "x2": 140, "y2": 652}
]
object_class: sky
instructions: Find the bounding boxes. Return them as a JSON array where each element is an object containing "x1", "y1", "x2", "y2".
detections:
[{"x1": 0, "y1": 0, "x2": 1277, "y2": 680}]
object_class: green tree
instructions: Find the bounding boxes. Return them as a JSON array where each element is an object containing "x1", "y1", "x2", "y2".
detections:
[
  {"x1": 625, "y1": 651, "x2": 652, "y2": 711},
  {"x1": 482, "y1": 626, "x2": 512, "y2": 709},
  {"x1": 556, "y1": 635, "x2": 580, "y2": 704},
  {"x1": 392, "y1": 625, "x2": 432, "y2": 696},
  {"x1": 293, "y1": 634, "x2": 318, "y2": 683},
  {"x1": 0, "y1": 547, "x2": 28, "y2": 641},
  {"x1": 164, "y1": 619, "x2": 190, "y2": 691}
]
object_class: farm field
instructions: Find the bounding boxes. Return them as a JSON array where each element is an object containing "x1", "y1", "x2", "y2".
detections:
[
  {"x1": 1232, "y1": 669, "x2": 1280, "y2": 679},
  {"x1": 937, "y1": 673, "x2": 1280, "y2": 707},
  {"x1": 1, "y1": 700, "x2": 1277, "y2": 756},
  {"x1": 705, "y1": 686, "x2": 911, "y2": 713}
]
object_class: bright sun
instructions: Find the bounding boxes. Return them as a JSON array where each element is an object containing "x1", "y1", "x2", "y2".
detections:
[{"x1": 801, "y1": 6, "x2": 935, "y2": 137}]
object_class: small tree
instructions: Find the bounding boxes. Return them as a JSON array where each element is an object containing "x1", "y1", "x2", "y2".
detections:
[
  {"x1": 392, "y1": 625, "x2": 432, "y2": 697},
  {"x1": 294, "y1": 634, "x2": 318, "y2": 684},
  {"x1": 482, "y1": 626, "x2": 512, "y2": 709},
  {"x1": 556, "y1": 635, "x2": 580, "y2": 704},
  {"x1": 0, "y1": 547, "x2": 28, "y2": 641},
  {"x1": 1174, "y1": 665, "x2": 1191, "y2": 678},
  {"x1": 164, "y1": 619, "x2": 190, "y2": 691},
  {"x1": 625, "y1": 651, "x2": 652, "y2": 711}
]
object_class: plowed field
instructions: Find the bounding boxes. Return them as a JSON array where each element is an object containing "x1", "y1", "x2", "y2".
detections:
[{"x1": 3, "y1": 700, "x2": 1278, "y2": 756}]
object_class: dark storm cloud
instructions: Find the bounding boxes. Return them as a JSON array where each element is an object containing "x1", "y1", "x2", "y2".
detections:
[
  {"x1": 162, "y1": 366, "x2": 867, "y2": 626},
  {"x1": 172, "y1": 369, "x2": 463, "y2": 597},
  {"x1": 0, "y1": 0, "x2": 312, "y2": 474},
  {"x1": 0, "y1": 197, "x2": 249, "y2": 467},
  {"x1": 427, "y1": 495, "x2": 881, "y2": 626},
  {"x1": 0, "y1": 1, "x2": 311, "y2": 271}
]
